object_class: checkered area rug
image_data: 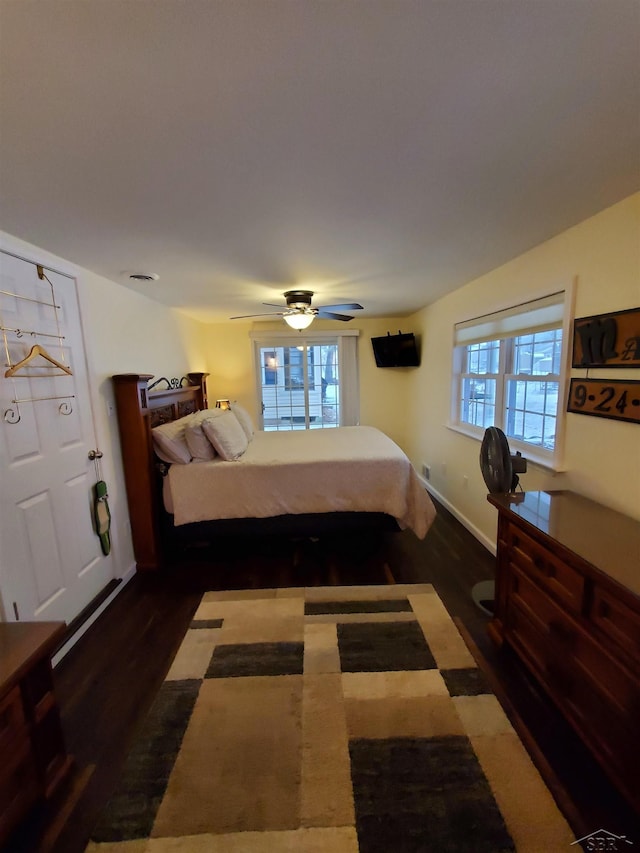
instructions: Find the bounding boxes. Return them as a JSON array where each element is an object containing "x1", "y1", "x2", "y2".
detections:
[{"x1": 87, "y1": 585, "x2": 574, "y2": 852}]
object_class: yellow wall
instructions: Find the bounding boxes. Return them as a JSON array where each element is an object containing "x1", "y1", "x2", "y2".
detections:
[
  {"x1": 357, "y1": 318, "x2": 416, "y2": 447},
  {"x1": 404, "y1": 192, "x2": 640, "y2": 548},
  {"x1": 201, "y1": 321, "x2": 256, "y2": 416}
]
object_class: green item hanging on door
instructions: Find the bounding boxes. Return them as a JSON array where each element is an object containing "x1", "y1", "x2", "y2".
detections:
[{"x1": 94, "y1": 480, "x2": 112, "y2": 555}]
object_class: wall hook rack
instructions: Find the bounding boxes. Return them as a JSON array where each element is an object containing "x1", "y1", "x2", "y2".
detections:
[{"x1": 3, "y1": 394, "x2": 75, "y2": 425}]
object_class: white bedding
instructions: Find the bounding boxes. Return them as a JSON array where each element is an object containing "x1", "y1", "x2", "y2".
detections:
[{"x1": 164, "y1": 426, "x2": 436, "y2": 539}]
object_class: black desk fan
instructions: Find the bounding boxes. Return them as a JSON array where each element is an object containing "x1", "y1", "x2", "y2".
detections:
[{"x1": 473, "y1": 427, "x2": 527, "y2": 615}]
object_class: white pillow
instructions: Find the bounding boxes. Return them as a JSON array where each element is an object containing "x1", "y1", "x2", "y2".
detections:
[
  {"x1": 202, "y1": 410, "x2": 248, "y2": 460},
  {"x1": 231, "y1": 402, "x2": 255, "y2": 441},
  {"x1": 151, "y1": 414, "x2": 193, "y2": 464},
  {"x1": 184, "y1": 409, "x2": 221, "y2": 461},
  {"x1": 184, "y1": 424, "x2": 216, "y2": 462}
]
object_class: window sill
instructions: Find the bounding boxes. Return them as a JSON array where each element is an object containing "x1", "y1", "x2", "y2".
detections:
[{"x1": 445, "y1": 422, "x2": 567, "y2": 473}]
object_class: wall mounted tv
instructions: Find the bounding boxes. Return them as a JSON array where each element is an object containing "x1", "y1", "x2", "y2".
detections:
[{"x1": 371, "y1": 331, "x2": 420, "y2": 367}]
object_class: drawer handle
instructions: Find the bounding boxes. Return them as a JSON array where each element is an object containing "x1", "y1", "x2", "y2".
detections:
[
  {"x1": 598, "y1": 600, "x2": 611, "y2": 619},
  {"x1": 532, "y1": 556, "x2": 548, "y2": 574},
  {"x1": 531, "y1": 555, "x2": 557, "y2": 579}
]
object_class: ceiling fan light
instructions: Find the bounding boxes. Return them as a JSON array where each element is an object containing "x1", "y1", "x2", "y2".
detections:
[{"x1": 283, "y1": 312, "x2": 314, "y2": 330}]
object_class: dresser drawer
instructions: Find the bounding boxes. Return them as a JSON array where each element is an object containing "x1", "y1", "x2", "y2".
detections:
[
  {"x1": 560, "y1": 655, "x2": 640, "y2": 810},
  {"x1": 569, "y1": 620, "x2": 639, "y2": 720},
  {"x1": 508, "y1": 565, "x2": 578, "y2": 649},
  {"x1": 0, "y1": 686, "x2": 27, "y2": 760},
  {"x1": 508, "y1": 588, "x2": 638, "y2": 764},
  {"x1": 590, "y1": 586, "x2": 640, "y2": 660},
  {"x1": 0, "y1": 623, "x2": 72, "y2": 846},
  {"x1": 508, "y1": 566, "x2": 640, "y2": 716},
  {"x1": 505, "y1": 595, "x2": 559, "y2": 690},
  {"x1": 21, "y1": 657, "x2": 55, "y2": 721},
  {"x1": 0, "y1": 742, "x2": 39, "y2": 849},
  {"x1": 508, "y1": 524, "x2": 585, "y2": 613},
  {"x1": 506, "y1": 569, "x2": 577, "y2": 687}
]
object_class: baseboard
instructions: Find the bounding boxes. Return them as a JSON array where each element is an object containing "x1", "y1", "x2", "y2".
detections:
[
  {"x1": 52, "y1": 563, "x2": 136, "y2": 666},
  {"x1": 419, "y1": 476, "x2": 497, "y2": 557}
]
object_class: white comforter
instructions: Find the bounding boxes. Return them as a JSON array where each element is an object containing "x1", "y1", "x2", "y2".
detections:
[{"x1": 165, "y1": 426, "x2": 436, "y2": 539}]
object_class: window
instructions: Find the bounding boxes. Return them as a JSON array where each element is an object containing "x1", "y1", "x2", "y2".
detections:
[
  {"x1": 252, "y1": 330, "x2": 359, "y2": 431},
  {"x1": 453, "y1": 292, "x2": 567, "y2": 462}
]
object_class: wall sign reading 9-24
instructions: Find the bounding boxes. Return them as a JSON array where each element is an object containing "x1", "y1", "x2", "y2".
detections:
[{"x1": 567, "y1": 378, "x2": 640, "y2": 424}]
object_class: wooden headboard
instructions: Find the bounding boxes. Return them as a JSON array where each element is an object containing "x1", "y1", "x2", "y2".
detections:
[{"x1": 112, "y1": 372, "x2": 209, "y2": 570}]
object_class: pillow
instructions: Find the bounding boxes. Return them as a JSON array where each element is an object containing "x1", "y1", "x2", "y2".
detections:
[
  {"x1": 151, "y1": 414, "x2": 193, "y2": 464},
  {"x1": 184, "y1": 409, "x2": 221, "y2": 462},
  {"x1": 231, "y1": 402, "x2": 255, "y2": 441},
  {"x1": 202, "y1": 409, "x2": 248, "y2": 460}
]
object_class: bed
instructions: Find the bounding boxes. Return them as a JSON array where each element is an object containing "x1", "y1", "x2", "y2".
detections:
[{"x1": 112, "y1": 373, "x2": 436, "y2": 571}]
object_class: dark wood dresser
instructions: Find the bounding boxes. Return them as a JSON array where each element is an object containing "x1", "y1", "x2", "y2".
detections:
[
  {"x1": 487, "y1": 490, "x2": 640, "y2": 814},
  {"x1": 0, "y1": 621, "x2": 73, "y2": 847}
]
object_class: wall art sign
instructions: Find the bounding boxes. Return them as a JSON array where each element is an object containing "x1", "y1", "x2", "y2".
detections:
[
  {"x1": 567, "y1": 378, "x2": 640, "y2": 424},
  {"x1": 572, "y1": 306, "x2": 640, "y2": 368}
]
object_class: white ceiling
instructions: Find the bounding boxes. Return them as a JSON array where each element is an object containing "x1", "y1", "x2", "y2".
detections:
[{"x1": 1, "y1": 1, "x2": 638, "y2": 323}]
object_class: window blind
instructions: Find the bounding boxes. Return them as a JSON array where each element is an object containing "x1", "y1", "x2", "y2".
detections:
[{"x1": 454, "y1": 291, "x2": 565, "y2": 347}]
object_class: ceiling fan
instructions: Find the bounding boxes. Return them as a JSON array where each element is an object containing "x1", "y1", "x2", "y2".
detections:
[{"x1": 230, "y1": 290, "x2": 364, "y2": 329}]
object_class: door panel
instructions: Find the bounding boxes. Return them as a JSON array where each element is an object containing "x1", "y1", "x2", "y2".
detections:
[
  {"x1": 257, "y1": 341, "x2": 340, "y2": 431},
  {"x1": 63, "y1": 471, "x2": 101, "y2": 573},
  {"x1": 18, "y1": 490, "x2": 65, "y2": 606},
  {"x1": 0, "y1": 251, "x2": 113, "y2": 624}
]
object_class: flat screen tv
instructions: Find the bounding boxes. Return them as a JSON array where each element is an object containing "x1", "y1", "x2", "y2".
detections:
[{"x1": 371, "y1": 332, "x2": 420, "y2": 367}]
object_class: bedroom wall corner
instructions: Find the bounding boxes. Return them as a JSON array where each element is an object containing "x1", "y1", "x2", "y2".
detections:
[
  {"x1": 200, "y1": 316, "x2": 415, "y2": 449},
  {"x1": 356, "y1": 317, "x2": 415, "y2": 448},
  {"x1": 201, "y1": 321, "x2": 256, "y2": 417}
]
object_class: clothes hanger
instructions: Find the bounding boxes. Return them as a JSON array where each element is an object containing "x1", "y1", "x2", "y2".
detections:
[{"x1": 5, "y1": 343, "x2": 73, "y2": 378}]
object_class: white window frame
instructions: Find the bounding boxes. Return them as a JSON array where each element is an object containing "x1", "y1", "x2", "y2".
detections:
[{"x1": 449, "y1": 283, "x2": 575, "y2": 471}]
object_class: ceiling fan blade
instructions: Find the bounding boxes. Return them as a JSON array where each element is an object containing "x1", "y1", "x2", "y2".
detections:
[
  {"x1": 316, "y1": 302, "x2": 363, "y2": 312},
  {"x1": 230, "y1": 312, "x2": 284, "y2": 319},
  {"x1": 262, "y1": 302, "x2": 288, "y2": 308},
  {"x1": 316, "y1": 310, "x2": 354, "y2": 321}
]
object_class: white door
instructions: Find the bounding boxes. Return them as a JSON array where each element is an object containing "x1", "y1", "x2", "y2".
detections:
[{"x1": 0, "y1": 250, "x2": 114, "y2": 624}]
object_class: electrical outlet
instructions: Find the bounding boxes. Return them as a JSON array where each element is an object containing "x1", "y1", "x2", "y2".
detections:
[
  {"x1": 422, "y1": 463, "x2": 430, "y2": 480},
  {"x1": 106, "y1": 399, "x2": 115, "y2": 417}
]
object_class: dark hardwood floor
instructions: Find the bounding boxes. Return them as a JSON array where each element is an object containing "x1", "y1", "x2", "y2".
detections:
[{"x1": 7, "y1": 499, "x2": 639, "y2": 852}]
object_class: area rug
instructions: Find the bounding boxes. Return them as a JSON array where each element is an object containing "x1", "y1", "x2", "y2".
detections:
[{"x1": 86, "y1": 584, "x2": 574, "y2": 852}]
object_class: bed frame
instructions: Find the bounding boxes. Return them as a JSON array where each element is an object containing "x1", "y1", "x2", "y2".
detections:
[
  {"x1": 112, "y1": 372, "x2": 399, "y2": 572},
  {"x1": 112, "y1": 373, "x2": 209, "y2": 570}
]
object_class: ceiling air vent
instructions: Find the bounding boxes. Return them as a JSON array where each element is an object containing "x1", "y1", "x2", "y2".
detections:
[{"x1": 128, "y1": 272, "x2": 159, "y2": 282}]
